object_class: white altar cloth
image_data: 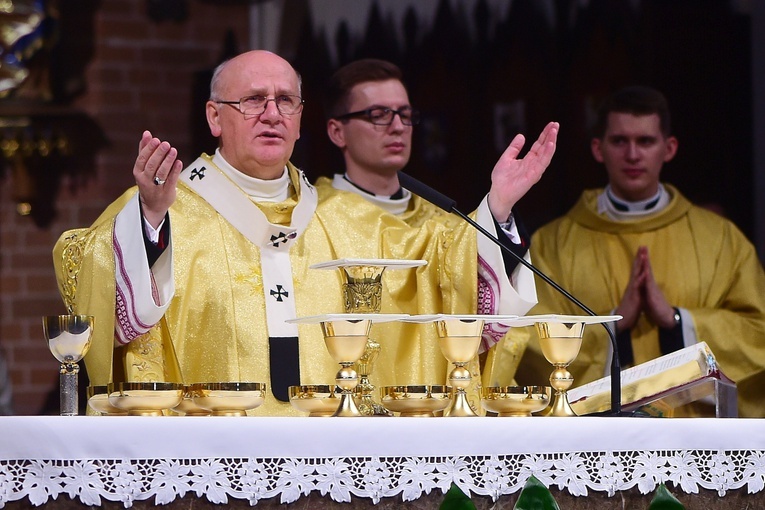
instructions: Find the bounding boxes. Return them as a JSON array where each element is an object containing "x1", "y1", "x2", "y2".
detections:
[{"x1": 1, "y1": 416, "x2": 764, "y2": 506}]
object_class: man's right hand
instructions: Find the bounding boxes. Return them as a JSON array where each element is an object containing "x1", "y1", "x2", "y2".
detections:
[
  {"x1": 615, "y1": 247, "x2": 647, "y2": 332},
  {"x1": 134, "y1": 130, "x2": 183, "y2": 229}
]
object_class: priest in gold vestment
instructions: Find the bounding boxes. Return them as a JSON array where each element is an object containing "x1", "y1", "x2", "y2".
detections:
[
  {"x1": 316, "y1": 58, "x2": 536, "y2": 366},
  {"x1": 52, "y1": 50, "x2": 558, "y2": 416},
  {"x1": 512, "y1": 86, "x2": 765, "y2": 417}
]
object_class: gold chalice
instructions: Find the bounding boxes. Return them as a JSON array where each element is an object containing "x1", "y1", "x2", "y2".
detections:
[
  {"x1": 311, "y1": 259, "x2": 426, "y2": 416},
  {"x1": 404, "y1": 314, "x2": 519, "y2": 417},
  {"x1": 287, "y1": 313, "x2": 407, "y2": 417},
  {"x1": 379, "y1": 385, "x2": 451, "y2": 417},
  {"x1": 288, "y1": 384, "x2": 341, "y2": 417},
  {"x1": 434, "y1": 317, "x2": 484, "y2": 417},
  {"x1": 537, "y1": 321, "x2": 584, "y2": 416},
  {"x1": 481, "y1": 386, "x2": 551, "y2": 417},
  {"x1": 509, "y1": 314, "x2": 621, "y2": 417},
  {"x1": 322, "y1": 317, "x2": 372, "y2": 417},
  {"x1": 43, "y1": 314, "x2": 94, "y2": 416}
]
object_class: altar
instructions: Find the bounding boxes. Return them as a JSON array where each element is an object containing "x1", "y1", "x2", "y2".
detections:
[{"x1": 1, "y1": 415, "x2": 765, "y2": 509}]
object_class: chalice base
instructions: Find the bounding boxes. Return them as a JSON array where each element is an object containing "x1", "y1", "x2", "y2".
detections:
[
  {"x1": 541, "y1": 392, "x2": 578, "y2": 417},
  {"x1": 210, "y1": 410, "x2": 247, "y2": 417},
  {"x1": 127, "y1": 409, "x2": 165, "y2": 417},
  {"x1": 444, "y1": 391, "x2": 478, "y2": 417},
  {"x1": 333, "y1": 393, "x2": 362, "y2": 417}
]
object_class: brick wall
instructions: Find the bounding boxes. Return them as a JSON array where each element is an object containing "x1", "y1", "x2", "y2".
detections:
[{"x1": 0, "y1": 0, "x2": 250, "y2": 415}]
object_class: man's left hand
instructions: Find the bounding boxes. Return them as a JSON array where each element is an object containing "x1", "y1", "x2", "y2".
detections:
[{"x1": 640, "y1": 247, "x2": 676, "y2": 329}]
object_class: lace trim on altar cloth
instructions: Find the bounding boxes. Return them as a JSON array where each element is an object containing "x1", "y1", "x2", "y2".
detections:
[{"x1": 2, "y1": 450, "x2": 765, "y2": 507}]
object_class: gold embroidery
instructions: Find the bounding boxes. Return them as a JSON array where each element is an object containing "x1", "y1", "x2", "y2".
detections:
[
  {"x1": 60, "y1": 233, "x2": 85, "y2": 313},
  {"x1": 125, "y1": 325, "x2": 166, "y2": 382},
  {"x1": 234, "y1": 266, "x2": 263, "y2": 296}
]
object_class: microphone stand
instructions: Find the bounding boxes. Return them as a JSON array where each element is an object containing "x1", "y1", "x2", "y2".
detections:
[{"x1": 398, "y1": 171, "x2": 625, "y2": 416}]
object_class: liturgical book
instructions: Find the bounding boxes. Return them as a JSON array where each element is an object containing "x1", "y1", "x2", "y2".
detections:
[{"x1": 567, "y1": 342, "x2": 736, "y2": 417}]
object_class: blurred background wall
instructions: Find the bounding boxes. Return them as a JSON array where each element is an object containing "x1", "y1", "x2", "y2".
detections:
[{"x1": 0, "y1": 0, "x2": 762, "y2": 414}]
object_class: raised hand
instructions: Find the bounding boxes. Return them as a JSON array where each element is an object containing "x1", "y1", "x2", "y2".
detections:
[
  {"x1": 134, "y1": 130, "x2": 184, "y2": 228},
  {"x1": 487, "y1": 121, "x2": 559, "y2": 222}
]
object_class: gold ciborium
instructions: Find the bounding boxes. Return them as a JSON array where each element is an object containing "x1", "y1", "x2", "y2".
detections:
[
  {"x1": 481, "y1": 386, "x2": 551, "y2": 417},
  {"x1": 311, "y1": 259, "x2": 426, "y2": 416},
  {"x1": 189, "y1": 382, "x2": 266, "y2": 416},
  {"x1": 87, "y1": 384, "x2": 127, "y2": 416},
  {"x1": 108, "y1": 382, "x2": 184, "y2": 416},
  {"x1": 379, "y1": 385, "x2": 451, "y2": 417},
  {"x1": 510, "y1": 314, "x2": 621, "y2": 417},
  {"x1": 43, "y1": 314, "x2": 94, "y2": 416},
  {"x1": 288, "y1": 384, "x2": 340, "y2": 417}
]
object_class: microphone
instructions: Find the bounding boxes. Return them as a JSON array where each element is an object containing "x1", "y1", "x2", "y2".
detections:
[{"x1": 398, "y1": 170, "x2": 624, "y2": 416}]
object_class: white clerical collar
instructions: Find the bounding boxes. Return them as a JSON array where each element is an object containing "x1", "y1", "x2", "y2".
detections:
[
  {"x1": 331, "y1": 173, "x2": 411, "y2": 216},
  {"x1": 212, "y1": 149, "x2": 291, "y2": 202},
  {"x1": 597, "y1": 184, "x2": 670, "y2": 220}
]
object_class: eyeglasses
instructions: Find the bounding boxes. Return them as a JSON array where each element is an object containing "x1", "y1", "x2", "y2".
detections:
[
  {"x1": 215, "y1": 95, "x2": 304, "y2": 116},
  {"x1": 334, "y1": 106, "x2": 420, "y2": 126}
]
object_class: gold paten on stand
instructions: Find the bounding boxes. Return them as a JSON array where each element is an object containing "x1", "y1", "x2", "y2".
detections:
[{"x1": 535, "y1": 321, "x2": 585, "y2": 417}]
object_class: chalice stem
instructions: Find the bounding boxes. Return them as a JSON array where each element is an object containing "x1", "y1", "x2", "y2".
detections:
[
  {"x1": 444, "y1": 363, "x2": 478, "y2": 417},
  {"x1": 542, "y1": 365, "x2": 577, "y2": 417},
  {"x1": 60, "y1": 365, "x2": 79, "y2": 416}
]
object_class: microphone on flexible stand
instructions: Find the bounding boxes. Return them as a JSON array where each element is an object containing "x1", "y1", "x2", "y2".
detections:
[{"x1": 398, "y1": 170, "x2": 625, "y2": 416}]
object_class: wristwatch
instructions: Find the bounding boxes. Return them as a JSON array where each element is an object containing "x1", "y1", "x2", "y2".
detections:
[{"x1": 672, "y1": 307, "x2": 681, "y2": 327}]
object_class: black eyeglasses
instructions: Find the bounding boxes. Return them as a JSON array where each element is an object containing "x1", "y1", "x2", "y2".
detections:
[
  {"x1": 214, "y1": 95, "x2": 304, "y2": 116},
  {"x1": 334, "y1": 106, "x2": 420, "y2": 126}
]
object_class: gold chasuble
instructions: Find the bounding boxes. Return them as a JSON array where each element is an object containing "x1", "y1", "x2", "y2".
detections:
[
  {"x1": 513, "y1": 185, "x2": 765, "y2": 417},
  {"x1": 53, "y1": 156, "x2": 478, "y2": 416},
  {"x1": 313, "y1": 176, "x2": 462, "y2": 229}
]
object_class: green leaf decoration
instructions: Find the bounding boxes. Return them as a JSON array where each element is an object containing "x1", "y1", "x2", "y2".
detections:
[
  {"x1": 439, "y1": 483, "x2": 477, "y2": 510},
  {"x1": 514, "y1": 475, "x2": 560, "y2": 510},
  {"x1": 649, "y1": 483, "x2": 686, "y2": 509}
]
